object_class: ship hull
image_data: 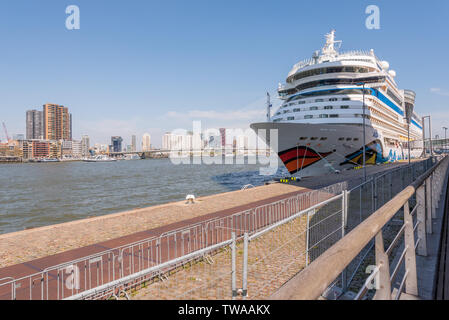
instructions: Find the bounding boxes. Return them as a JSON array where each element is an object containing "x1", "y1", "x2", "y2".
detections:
[{"x1": 250, "y1": 122, "x2": 421, "y2": 177}]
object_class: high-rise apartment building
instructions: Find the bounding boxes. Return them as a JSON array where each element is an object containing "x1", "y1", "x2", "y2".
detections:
[
  {"x1": 162, "y1": 133, "x2": 173, "y2": 151},
  {"x1": 26, "y1": 110, "x2": 43, "y2": 140},
  {"x1": 142, "y1": 133, "x2": 151, "y2": 151},
  {"x1": 131, "y1": 135, "x2": 137, "y2": 152},
  {"x1": 43, "y1": 104, "x2": 71, "y2": 141},
  {"x1": 111, "y1": 136, "x2": 123, "y2": 152},
  {"x1": 81, "y1": 135, "x2": 90, "y2": 157},
  {"x1": 219, "y1": 128, "x2": 226, "y2": 148},
  {"x1": 162, "y1": 132, "x2": 193, "y2": 151}
]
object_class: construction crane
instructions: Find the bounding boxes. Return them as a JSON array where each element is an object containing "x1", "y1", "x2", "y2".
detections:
[{"x1": 2, "y1": 122, "x2": 10, "y2": 143}]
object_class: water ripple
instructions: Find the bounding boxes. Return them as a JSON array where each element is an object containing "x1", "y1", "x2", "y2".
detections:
[{"x1": 0, "y1": 158, "x2": 284, "y2": 234}]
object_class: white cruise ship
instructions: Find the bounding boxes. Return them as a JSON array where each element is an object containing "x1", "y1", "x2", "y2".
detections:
[{"x1": 251, "y1": 30, "x2": 423, "y2": 177}]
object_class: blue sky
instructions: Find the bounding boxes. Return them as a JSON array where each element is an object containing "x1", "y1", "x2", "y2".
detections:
[{"x1": 1, "y1": 0, "x2": 449, "y2": 147}]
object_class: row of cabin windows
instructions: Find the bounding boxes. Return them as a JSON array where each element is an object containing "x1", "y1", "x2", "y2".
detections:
[
  {"x1": 386, "y1": 88, "x2": 403, "y2": 107},
  {"x1": 276, "y1": 105, "x2": 351, "y2": 115},
  {"x1": 281, "y1": 88, "x2": 372, "y2": 100},
  {"x1": 296, "y1": 137, "x2": 359, "y2": 142},
  {"x1": 284, "y1": 97, "x2": 351, "y2": 107},
  {"x1": 299, "y1": 137, "x2": 328, "y2": 141},
  {"x1": 274, "y1": 114, "x2": 370, "y2": 122}
]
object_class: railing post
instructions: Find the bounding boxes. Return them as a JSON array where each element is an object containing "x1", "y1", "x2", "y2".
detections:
[
  {"x1": 341, "y1": 190, "x2": 348, "y2": 292},
  {"x1": 416, "y1": 184, "x2": 428, "y2": 256},
  {"x1": 342, "y1": 190, "x2": 348, "y2": 230},
  {"x1": 435, "y1": 170, "x2": 442, "y2": 210},
  {"x1": 389, "y1": 171, "x2": 393, "y2": 199},
  {"x1": 431, "y1": 173, "x2": 437, "y2": 219},
  {"x1": 305, "y1": 210, "x2": 311, "y2": 267},
  {"x1": 242, "y1": 233, "x2": 248, "y2": 300},
  {"x1": 403, "y1": 201, "x2": 418, "y2": 296},
  {"x1": 373, "y1": 231, "x2": 391, "y2": 300},
  {"x1": 425, "y1": 178, "x2": 432, "y2": 234},
  {"x1": 231, "y1": 232, "x2": 237, "y2": 300},
  {"x1": 373, "y1": 177, "x2": 378, "y2": 211}
]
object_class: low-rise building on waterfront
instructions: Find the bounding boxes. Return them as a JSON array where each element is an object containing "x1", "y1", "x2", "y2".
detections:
[{"x1": 0, "y1": 141, "x2": 23, "y2": 158}]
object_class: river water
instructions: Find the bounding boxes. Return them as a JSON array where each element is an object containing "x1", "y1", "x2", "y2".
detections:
[{"x1": 0, "y1": 158, "x2": 287, "y2": 234}]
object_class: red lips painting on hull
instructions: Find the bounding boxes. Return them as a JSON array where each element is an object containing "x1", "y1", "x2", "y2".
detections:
[{"x1": 278, "y1": 146, "x2": 333, "y2": 175}]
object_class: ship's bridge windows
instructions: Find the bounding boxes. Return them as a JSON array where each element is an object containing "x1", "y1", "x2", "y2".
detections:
[
  {"x1": 329, "y1": 98, "x2": 338, "y2": 102},
  {"x1": 287, "y1": 66, "x2": 377, "y2": 83},
  {"x1": 324, "y1": 106, "x2": 333, "y2": 110},
  {"x1": 340, "y1": 105, "x2": 350, "y2": 109},
  {"x1": 294, "y1": 77, "x2": 385, "y2": 92}
]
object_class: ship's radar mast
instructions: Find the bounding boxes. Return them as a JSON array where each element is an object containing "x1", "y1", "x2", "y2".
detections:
[
  {"x1": 266, "y1": 92, "x2": 272, "y2": 121},
  {"x1": 321, "y1": 30, "x2": 342, "y2": 57}
]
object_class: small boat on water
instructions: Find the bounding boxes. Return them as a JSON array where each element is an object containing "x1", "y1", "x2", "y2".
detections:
[
  {"x1": 37, "y1": 158, "x2": 60, "y2": 163},
  {"x1": 83, "y1": 155, "x2": 117, "y2": 162},
  {"x1": 124, "y1": 154, "x2": 141, "y2": 160}
]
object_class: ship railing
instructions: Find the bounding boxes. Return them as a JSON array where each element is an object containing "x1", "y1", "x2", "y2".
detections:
[{"x1": 288, "y1": 50, "x2": 376, "y2": 78}]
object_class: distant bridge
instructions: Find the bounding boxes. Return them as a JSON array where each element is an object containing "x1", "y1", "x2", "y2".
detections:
[
  {"x1": 107, "y1": 150, "x2": 170, "y2": 159},
  {"x1": 107, "y1": 149, "x2": 271, "y2": 159}
]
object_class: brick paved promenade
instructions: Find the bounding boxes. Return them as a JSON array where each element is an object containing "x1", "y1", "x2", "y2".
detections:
[{"x1": 0, "y1": 183, "x2": 303, "y2": 269}]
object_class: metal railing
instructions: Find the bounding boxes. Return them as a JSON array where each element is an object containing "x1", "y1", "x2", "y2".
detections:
[
  {"x1": 269, "y1": 156, "x2": 448, "y2": 300},
  {"x1": 225, "y1": 158, "x2": 433, "y2": 299},
  {"x1": 0, "y1": 181, "x2": 346, "y2": 300}
]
